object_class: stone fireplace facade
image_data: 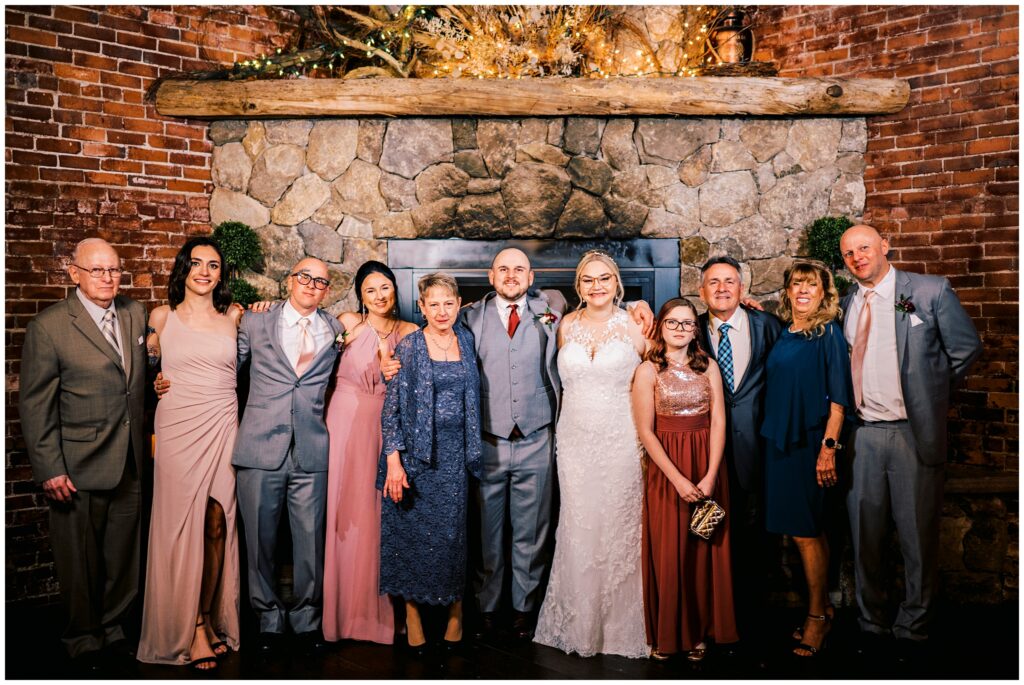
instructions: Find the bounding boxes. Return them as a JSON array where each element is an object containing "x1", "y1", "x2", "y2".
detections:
[{"x1": 207, "y1": 115, "x2": 867, "y2": 314}]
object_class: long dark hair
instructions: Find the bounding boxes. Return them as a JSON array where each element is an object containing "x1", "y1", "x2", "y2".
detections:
[
  {"x1": 354, "y1": 260, "x2": 400, "y2": 317},
  {"x1": 168, "y1": 237, "x2": 232, "y2": 313},
  {"x1": 645, "y1": 297, "x2": 709, "y2": 373}
]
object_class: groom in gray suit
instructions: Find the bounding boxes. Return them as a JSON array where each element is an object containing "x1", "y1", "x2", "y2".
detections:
[
  {"x1": 840, "y1": 225, "x2": 981, "y2": 655},
  {"x1": 465, "y1": 248, "x2": 563, "y2": 640},
  {"x1": 232, "y1": 257, "x2": 343, "y2": 650}
]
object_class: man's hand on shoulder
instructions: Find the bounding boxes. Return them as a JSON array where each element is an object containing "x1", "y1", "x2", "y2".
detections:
[{"x1": 42, "y1": 474, "x2": 76, "y2": 503}]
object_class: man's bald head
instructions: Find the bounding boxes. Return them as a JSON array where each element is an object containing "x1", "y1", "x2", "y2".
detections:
[
  {"x1": 840, "y1": 223, "x2": 891, "y2": 288},
  {"x1": 68, "y1": 238, "x2": 122, "y2": 308},
  {"x1": 489, "y1": 247, "x2": 534, "y2": 301},
  {"x1": 286, "y1": 257, "x2": 331, "y2": 314}
]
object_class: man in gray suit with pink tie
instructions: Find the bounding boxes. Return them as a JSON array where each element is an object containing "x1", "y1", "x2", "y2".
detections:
[{"x1": 840, "y1": 225, "x2": 982, "y2": 659}]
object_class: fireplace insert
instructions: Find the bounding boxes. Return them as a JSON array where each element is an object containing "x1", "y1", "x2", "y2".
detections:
[{"x1": 387, "y1": 239, "x2": 680, "y2": 321}]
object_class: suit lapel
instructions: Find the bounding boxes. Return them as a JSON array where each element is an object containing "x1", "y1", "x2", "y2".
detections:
[
  {"x1": 309, "y1": 309, "x2": 341, "y2": 368},
  {"x1": 466, "y1": 294, "x2": 491, "y2": 345},
  {"x1": 67, "y1": 293, "x2": 125, "y2": 372},
  {"x1": 115, "y1": 298, "x2": 132, "y2": 380},
  {"x1": 734, "y1": 310, "x2": 762, "y2": 395},
  {"x1": 266, "y1": 304, "x2": 294, "y2": 375},
  {"x1": 527, "y1": 294, "x2": 559, "y2": 378},
  {"x1": 894, "y1": 268, "x2": 911, "y2": 372}
]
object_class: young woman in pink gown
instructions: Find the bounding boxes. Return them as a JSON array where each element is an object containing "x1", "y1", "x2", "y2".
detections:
[
  {"x1": 138, "y1": 238, "x2": 242, "y2": 670},
  {"x1": 323, "y1": 261, "x2": 418, "y2": 644}
]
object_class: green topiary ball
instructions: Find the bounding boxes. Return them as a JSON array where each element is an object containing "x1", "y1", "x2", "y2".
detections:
[
  {"x1": 807, "y1": 216, "x2": 854, "y2": 274},
  {"x1": 212, "y1": 221, "x2": 263, "y2": 274},
  {"x1": 228, "y1": 277, "x2": 261, "y2": 308}
]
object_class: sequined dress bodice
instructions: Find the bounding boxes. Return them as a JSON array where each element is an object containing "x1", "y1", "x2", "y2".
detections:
[{"x1": 655, "y1": 360, "x2": 711, "y2": 417}]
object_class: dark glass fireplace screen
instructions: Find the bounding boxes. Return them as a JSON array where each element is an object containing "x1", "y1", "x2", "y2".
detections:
[{"x1": 387, "y1": 239, "x2": 680, "y2": 323}]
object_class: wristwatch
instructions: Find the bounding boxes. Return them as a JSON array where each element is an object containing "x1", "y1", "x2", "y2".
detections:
[{"x1": 822, "y1": 437, "x2": 842, "y2": 450}]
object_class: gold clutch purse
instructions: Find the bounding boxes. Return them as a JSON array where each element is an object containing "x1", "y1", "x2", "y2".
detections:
[{"x1": 689, "y1": 498, "x2": 726, "y2": 540}]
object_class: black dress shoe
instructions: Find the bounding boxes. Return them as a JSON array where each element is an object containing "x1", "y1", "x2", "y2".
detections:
[
  {"x1": 855, "y1": 631, "x2": 891, "y2": 658},
  {"x1": 296, "y1": 631, "x2": 329, "y2": 655},
  {"x1": 474, "y1": 612, "x2": 497, "y2": 640},
  {"x1": 894, "y1": 637, "x2": 928, "y2": 665},
  {"x1": 511, "y1": 610, "x2": 535, "y2": 641},
  {"x1": 70, "y1": 650, "x2": 104, "y2": 675},
  {"x1": 105, "y1": 638, "x2": 137, "y2": 661},
  {"x1": 257, "y1": 632, "x2": 285, "y2": 653}
]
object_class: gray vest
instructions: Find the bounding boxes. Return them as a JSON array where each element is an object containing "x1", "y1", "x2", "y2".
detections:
[{"x1": 478, "y1": 301, "x2": 555, "y2": 438}]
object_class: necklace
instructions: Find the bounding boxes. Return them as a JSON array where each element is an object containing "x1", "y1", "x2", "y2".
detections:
[
  {"x1": 367, "y1": 317, "x2": 397, "y2": 341},
  {"x1": 427, "y1": 329, "x2": 456, "y2": 360}
]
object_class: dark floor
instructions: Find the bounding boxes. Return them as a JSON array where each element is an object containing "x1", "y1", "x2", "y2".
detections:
[{"x1": 5, "y1": 600, "x2": 1018, "y2": 679}]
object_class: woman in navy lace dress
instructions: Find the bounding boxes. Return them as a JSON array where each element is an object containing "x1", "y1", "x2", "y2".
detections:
[{"x1": 378, "y1": 273, "x2": 481, "y2": 651}]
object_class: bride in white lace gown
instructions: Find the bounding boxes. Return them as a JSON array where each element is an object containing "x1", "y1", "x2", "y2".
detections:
[{"x1": 534, "y1": 251, "x2": 651, "y2": 659}]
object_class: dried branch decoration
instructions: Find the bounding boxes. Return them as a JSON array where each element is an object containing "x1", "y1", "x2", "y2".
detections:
[{"x1": 159, "y1": 5, "x2": 759, "y2": 83}]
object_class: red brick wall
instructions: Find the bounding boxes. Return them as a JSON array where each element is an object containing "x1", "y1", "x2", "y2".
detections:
[
  {"x1": 5, "y1": 5, "x2": 301, "y2": 603},
  {"x1": 756, "y1": 5, "x2": 1019, "y2": 470}
]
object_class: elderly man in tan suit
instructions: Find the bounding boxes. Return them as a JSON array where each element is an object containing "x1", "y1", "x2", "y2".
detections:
[{"x1": 20, "y1": 238, "x2": 147, "y2": 670}]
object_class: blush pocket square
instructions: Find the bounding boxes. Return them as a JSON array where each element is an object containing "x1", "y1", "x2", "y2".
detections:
[
  {"x1": 137, "y1": 335, "x2": 145, "y2": 345},
  {"x1": 910, "y1": 314, "x2": 924, "y2": 327}
]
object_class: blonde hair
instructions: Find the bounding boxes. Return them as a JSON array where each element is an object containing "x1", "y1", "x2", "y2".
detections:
[
  {"x1": 574, "y1": 250, "x2": 624, "y2": 308},
  {"x1": 778, "y1": 260, "x2": 842, "y2": 338},
  {"x1": 417, "y1": 272, "x2": 460, "y2": 300}
]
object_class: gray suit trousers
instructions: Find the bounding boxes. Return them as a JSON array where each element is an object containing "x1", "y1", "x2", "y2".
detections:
[
  {"x1": 846, "y1": 421, "x2": 944, "y2": 640},
  {"x1": 236, "y1": 449, "x2": 327, "y2": 634},
  {"x1": 474, "y1": 426, "x2": 554, "y2": 613},
  {"x1": 48, "y1": 458, "x2": 140, "y2": 658}
]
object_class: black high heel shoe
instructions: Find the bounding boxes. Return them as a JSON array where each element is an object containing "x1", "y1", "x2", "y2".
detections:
[{"x1": 792, "y1": 613, "x2": 830, "y2": 658}]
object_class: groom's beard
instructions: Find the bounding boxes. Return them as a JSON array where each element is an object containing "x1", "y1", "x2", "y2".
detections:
[{"x1": 496, "y1": 281, "x2": 528, "y2": 301}]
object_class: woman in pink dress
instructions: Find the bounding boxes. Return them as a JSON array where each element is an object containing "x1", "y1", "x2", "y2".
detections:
[
  {"x1": 323, "y1": 261, "x2": 418, "y2": 644},
  {"x1": 138, "y1": 237, "x2": 242, "y2": 670}
]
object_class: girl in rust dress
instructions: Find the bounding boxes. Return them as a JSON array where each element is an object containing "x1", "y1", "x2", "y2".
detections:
[{"x1": 632, "y1": 297, "x2": 738, "y2": 661}]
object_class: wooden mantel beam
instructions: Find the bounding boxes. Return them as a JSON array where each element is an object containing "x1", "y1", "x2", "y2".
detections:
[{"x1": 155, "y1": 76, "x2": 909, "y2": 118}]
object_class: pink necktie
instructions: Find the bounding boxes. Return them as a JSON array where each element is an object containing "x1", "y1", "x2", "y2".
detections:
[
  {"x1": 294, "y1": 318, "x2": 315, "y2": 376},
  {"x1": 851, "y1": 290, "x2": 875, "y2": 407}
]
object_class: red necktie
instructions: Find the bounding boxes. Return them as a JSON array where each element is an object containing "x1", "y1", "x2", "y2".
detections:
[{"x1": 507, "y1": 304, "x2": 520, "y2": 338}]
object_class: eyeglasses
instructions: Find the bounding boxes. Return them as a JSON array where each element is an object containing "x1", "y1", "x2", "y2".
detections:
[
  {"x1": 663, "y1": 318, "x2": 697, "y2": 332},
  {"x1": 72, "y1": 264, "x2": 123, "y2": 279},
  {"x1": 579, "y1": 274, "x2": 616, "y2": 289},
  {"x1": 291, "y1": 271, "x2": 331, "y2": 290}
]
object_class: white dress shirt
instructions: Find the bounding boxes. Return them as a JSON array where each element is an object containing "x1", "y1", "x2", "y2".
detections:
[
  {"x1": 279, "y1": 300, "x2": 332, "y2": 369},
  {"x1": 707, "y1": 307, "x2": 751, "y2": 390},
  {"x1": 76, "y1": 287, "x2": 125, "y2": 368},
  {"x1": 843, "y1": 265, "x2": 907, "y2": 421},
  {"x1": 494, "y1": 292, "x2": 528, "y2": 331}
]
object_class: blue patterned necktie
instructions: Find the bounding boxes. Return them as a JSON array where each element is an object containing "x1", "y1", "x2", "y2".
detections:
[{"x1": 717, "y1": 322, "x2": 734, "y2": 392}]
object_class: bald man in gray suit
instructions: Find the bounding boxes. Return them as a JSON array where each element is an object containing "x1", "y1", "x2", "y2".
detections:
[{"x1": 840, "y1": 225, "x2": 981, "y2": 658}]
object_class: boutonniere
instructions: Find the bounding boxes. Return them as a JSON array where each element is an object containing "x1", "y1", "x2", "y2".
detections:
[
  {"x1": 533, "y1": 307, "x2": 558, "y2": 330},
  {"x1": 895, "y1": 294, "x2": 916, "y2": 317},
  {"x1": 335, "y1": 332, "x2": 346, "y2": 351}
]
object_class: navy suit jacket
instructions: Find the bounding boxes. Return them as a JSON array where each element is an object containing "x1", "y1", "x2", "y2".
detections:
[{"x1": 697, "y1": 306, "x2": 783, "y2": 492}]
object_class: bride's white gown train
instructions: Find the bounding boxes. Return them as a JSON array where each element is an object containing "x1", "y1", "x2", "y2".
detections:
[{"x1": 534, "y1": 309, "x2": 649, "y2": 658}]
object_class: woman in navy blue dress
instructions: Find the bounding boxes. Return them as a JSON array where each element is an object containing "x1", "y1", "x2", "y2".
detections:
[
  {"x1": 378, "y1": 273, "x2": 481, "y2": 651},
  {"x1": 760, "y1": 261, "x2": 853, "y2": 658}
]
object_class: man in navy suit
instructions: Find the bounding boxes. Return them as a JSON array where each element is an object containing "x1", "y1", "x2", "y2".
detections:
[
  {"x1": 696, "y1": 255, "x2": 782, "y2": 641},
  {"x1": 840, "y1": 225, "x2": 981, "y2": 659}
]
